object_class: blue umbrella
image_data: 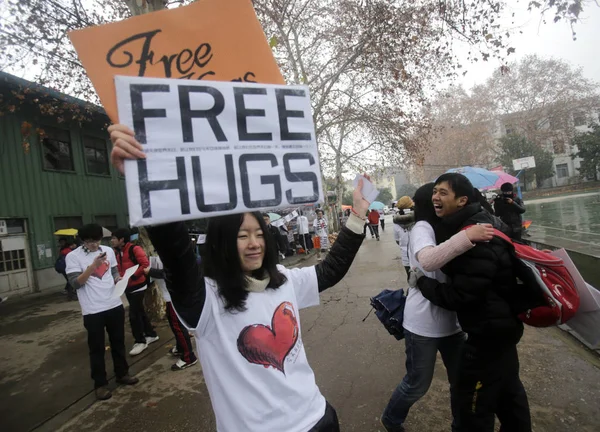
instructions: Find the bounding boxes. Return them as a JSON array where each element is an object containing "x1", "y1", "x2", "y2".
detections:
[
  {"x1": 445, "y1": 167, "x2": 500, "y2": 190},
  {"x1": 369, "y1": 201, "x2": 385, "y2": 210}
]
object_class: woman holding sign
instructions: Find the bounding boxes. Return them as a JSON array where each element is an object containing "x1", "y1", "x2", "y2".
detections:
[{"x1": 109, "y1": 124, "x2": 370, "y2": 432}]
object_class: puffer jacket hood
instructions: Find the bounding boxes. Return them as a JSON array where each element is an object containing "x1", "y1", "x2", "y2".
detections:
[{"x1": 393, "y1": 212, "x2": 415, "y2": 229}]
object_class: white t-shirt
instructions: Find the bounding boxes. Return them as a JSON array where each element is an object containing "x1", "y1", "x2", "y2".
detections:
[
  {"x1": 149, "y1": 256, "x2": 170, "y2": 302},
  {"x1": 66, "y1": 245, "x2": 122, "y2": 316},
  {"x1": 190, "y1": 265, "x2": 326, "y2": 432},
  {"x1": 402, "y1": 221, "x2": 461, "y2": 338},
  {"x1": 297, "y1": 216, "x2": 310, "y2": 235}
]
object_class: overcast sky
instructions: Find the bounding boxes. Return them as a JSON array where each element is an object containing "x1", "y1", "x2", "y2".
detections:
[{"x1": 455, "y1": 1, "x2": 600, "y2": 89}]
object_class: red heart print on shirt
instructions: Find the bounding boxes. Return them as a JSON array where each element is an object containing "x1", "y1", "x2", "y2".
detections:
[
  {"x1": 91, "y1": 260, "x2": 109, "y2": 279},
  {"x1": 237, "y1": 301, "x2": 299, "y2": 374}
]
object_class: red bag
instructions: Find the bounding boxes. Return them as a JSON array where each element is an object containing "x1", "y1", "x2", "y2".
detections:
[{"x1": 465, "y1": 226, "x2": 580, "y2": 327}]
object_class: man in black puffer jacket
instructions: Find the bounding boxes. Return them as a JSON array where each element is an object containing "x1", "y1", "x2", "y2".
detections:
[{"x1": 415, "y1": 173, "x2": 531, "y2": 432}]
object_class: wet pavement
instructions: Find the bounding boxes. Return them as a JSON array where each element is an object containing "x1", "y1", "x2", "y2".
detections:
[{"x1": 2, "y1": 217, "x2": 600, "y2": 431}]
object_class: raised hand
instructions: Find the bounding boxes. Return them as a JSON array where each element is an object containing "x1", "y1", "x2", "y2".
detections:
[
  {"x1": 465, "y1": 223, "x2": 495, "y2": 242},
  {"x1": 108, "y1": 124, "x2": 146, "y2": 175},
  {"x1": 352, "y1": 173, "x2": 371, "y2": 218}
]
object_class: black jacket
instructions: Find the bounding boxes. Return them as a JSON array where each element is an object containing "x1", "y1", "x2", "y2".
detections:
[
  {"x1": 493, "y1": 195, "x2": 525, "y2": 235},
  {"x1": 417, "y1": 204, "x2": 524, "y2": 347},
  {"x1": 146, "y1": 221, "x2": 365, "y2": 328}
]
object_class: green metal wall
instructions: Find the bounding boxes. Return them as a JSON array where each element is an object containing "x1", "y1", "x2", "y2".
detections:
[{"x1": 0, "y1": 113, "x2": 128, "y2": 270}]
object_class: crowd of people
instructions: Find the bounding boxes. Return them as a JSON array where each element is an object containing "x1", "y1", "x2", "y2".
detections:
[{"x1": 56, "y1": 121, "x2": 535, "y2": 432}]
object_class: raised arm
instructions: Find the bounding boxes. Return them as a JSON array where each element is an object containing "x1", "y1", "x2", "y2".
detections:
[
  {"x1": 315, "y1": 177, "x2": 369, "y2": 291},
  {"x1": 417, "y1": 224, "x2": 493, "y2": 272},
  {"x1": 512, "y1": 198, "x2": 526, "y2": 214},
  {"x1": 417, "y1": 244, "x2": 496, "y2": 311},
  {"x1": 316, "y1": 214, "x2": 364, "y2": 291},
  {"x1": 109, "y1": 124, "x2": 205, "y2": 327}
]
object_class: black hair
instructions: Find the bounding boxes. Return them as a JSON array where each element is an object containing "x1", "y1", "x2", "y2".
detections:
[
  {"x1": 500, "y1": 182, "x2": 514, "y2": 192},
  {"x1": 434, "y1": 173, "x2": 474, "y2": 203},
  {"x1": 412, "y1": 183, "x2": 439, "y2": 226},
  {"x1": 203, "y1": 212, "x2": 287, "y2": 312},
  {"x1": 112, "y1": 228, "x2": 130, "y2": 243},
  {"x1": 78, "y1": 224, "x2": 103, "y2": 241},
  {"x1": 262, "y1": 212, "x2": 270, "y2": 219},
  {"x1": 474, "y1": 188, "x2": 495, "y2": 215}
]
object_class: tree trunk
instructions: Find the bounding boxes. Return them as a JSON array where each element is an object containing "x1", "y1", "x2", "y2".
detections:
[
  {"x1": 137, "y1": 227, "x2": 165, "y2": 322},
  {"x1": 121, "y1": 0, "x2": 168, "y2": 322}
]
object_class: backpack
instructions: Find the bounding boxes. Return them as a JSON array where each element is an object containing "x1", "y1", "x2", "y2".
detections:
[
  {"x1": 127, "y1": 244, "x2": 149, "y2": 286},
  {"x1": 467, "y1": 226, "x2": 580, "y2": 327},
  {"x1": 54, "y1": 255, "x2": 67, "y2": 274}
]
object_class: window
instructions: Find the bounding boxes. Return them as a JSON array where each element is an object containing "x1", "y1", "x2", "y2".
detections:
[
  {"x1": 95, "y1": 215, "x2": 118, "y2": 234},
  {"x1": 54, "y1": 216, "x2": 84, "y2": 231},
  {"x1": 5, "y1": 219, "x2": 25, "y2": 234},
  {"x1": 573, "y1": 112, "x2": 587, "y2": 127},
  {"x1": 0, "y1": 249, "x2": 27, "y2": 273},
  {"x1": 84, "y1": 136, "x2": 110, "y2": 175},
  {"x1": 556, "y1": 163, "x2": 569, "y2": 179},
  {"x1": 42, "y1": 127, "x2": 74, "y2": 171}
]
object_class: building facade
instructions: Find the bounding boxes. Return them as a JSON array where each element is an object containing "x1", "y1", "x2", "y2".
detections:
[{"x1": 0, "y1": 72, "x2": 128, "y2": 296}]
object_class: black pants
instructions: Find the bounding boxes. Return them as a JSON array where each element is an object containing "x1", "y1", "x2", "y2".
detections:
[
  {"x1": 62, "y1": 274, "x2": 76, "y2": 299},
  {"x1": 380, "y1": 218, "x2": 385, "y2": 231},
  {"x1": 126, "y1": 289, "x2": 157, "y2": 344},
  {"x1": 166, "y1": 302, "x2": 197, "y2": 363},
  {"x1": 370, "y1": 224, "x2": 380, "y2": 238},
  {"x1": 299, "y1": 233, "x2": 313, "y2": 251},
  {"x1": 83, "y1": 305, "x2": 129, "y2": 389},
  {"x1": 309, "y1": 401, "x2": 340, "y2": 432},
  {"x1": 455, "y1": 342, "x2": 531, "y2": 432}
]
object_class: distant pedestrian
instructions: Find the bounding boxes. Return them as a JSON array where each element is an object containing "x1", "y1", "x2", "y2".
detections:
[
  {"x1": 379, "y1": 209, "x2": 386, "y2": 231},
  {"x1": 263, "y1": 214, "x2": 285, "y2": 261},
  {"x1": 313, "y1": 209, "x2": 329, "y2": 260},
  {"x1": 111, "y1": 228, "x2": 159, "y2": 356},
  {"x1": 66, "y1": 224, "x2": 138, "y2": 400},
  {"x1": 57, "y1": 238, "x2": 77, "y2": 301},
  {"x1": 368, "y1": 208, "x2": 381, "y2": 240},
  {"x1": 493, "y1": 183, "x2": 526, "y2": 240},
  {"x1": 297, "y1": 211, "x2": 312, "y2": 253},
  {"x1": 392, "y1": 196, "x2": 415, "y2": 280}
]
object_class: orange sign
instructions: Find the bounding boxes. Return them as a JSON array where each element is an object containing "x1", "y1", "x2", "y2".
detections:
[{"x1": 69, "y1": 0, "x2": 284, "y2": 122}]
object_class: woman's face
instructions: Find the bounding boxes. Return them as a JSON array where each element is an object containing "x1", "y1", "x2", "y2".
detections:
[{"x1": 238, "y1": 213, "x2": 265, "y2": 274}]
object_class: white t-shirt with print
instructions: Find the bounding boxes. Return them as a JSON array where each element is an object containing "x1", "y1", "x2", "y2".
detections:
[
  {"x1": 402, "y1": 221, "x2": 461, "y2": 338},
  {"x1": 65, "y1": 245, "x2": 122, "y2": 316},
  {"x1": 190, "y1": 265, "x2": 326, "y2": 432}
]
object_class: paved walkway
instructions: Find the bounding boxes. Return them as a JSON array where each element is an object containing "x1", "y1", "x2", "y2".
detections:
[{"x1": 2, "y1": 218, "x2": 600, "y2": 431}]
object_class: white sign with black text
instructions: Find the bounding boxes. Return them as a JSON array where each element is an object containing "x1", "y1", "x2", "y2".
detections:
[{"x1": 115, "y1": 76, "x2": 323, "y2": 226}]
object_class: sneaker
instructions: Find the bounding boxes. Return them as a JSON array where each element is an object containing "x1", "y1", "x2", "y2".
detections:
[
  {"x1": 116, "y1": 375, "x2": 139, "y2": 385},
  {"x1": 145, "y1": 335, "x2": 160, "y2": 345},
  {"x1": 377, "y1": 237, "x2": 380, "y2": 241},
  {"x1": 95, "y1": 386, "x2": 112, "y2": 401},
  {"x1": 0, "y1": 296, "x2": 8, "y2": 304},
  {"x1": 380, "y1": 418, "x2": 405, "y2": 432},
  {"x1": 171, "y1": 358, "x2": 198, "y2": 371},
  {"x1": 129, "y1": 343, "x2": 148, "y2": 356},
  {"x1": 169, "y1": 347, "x2": 180, "y2": 357}
]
